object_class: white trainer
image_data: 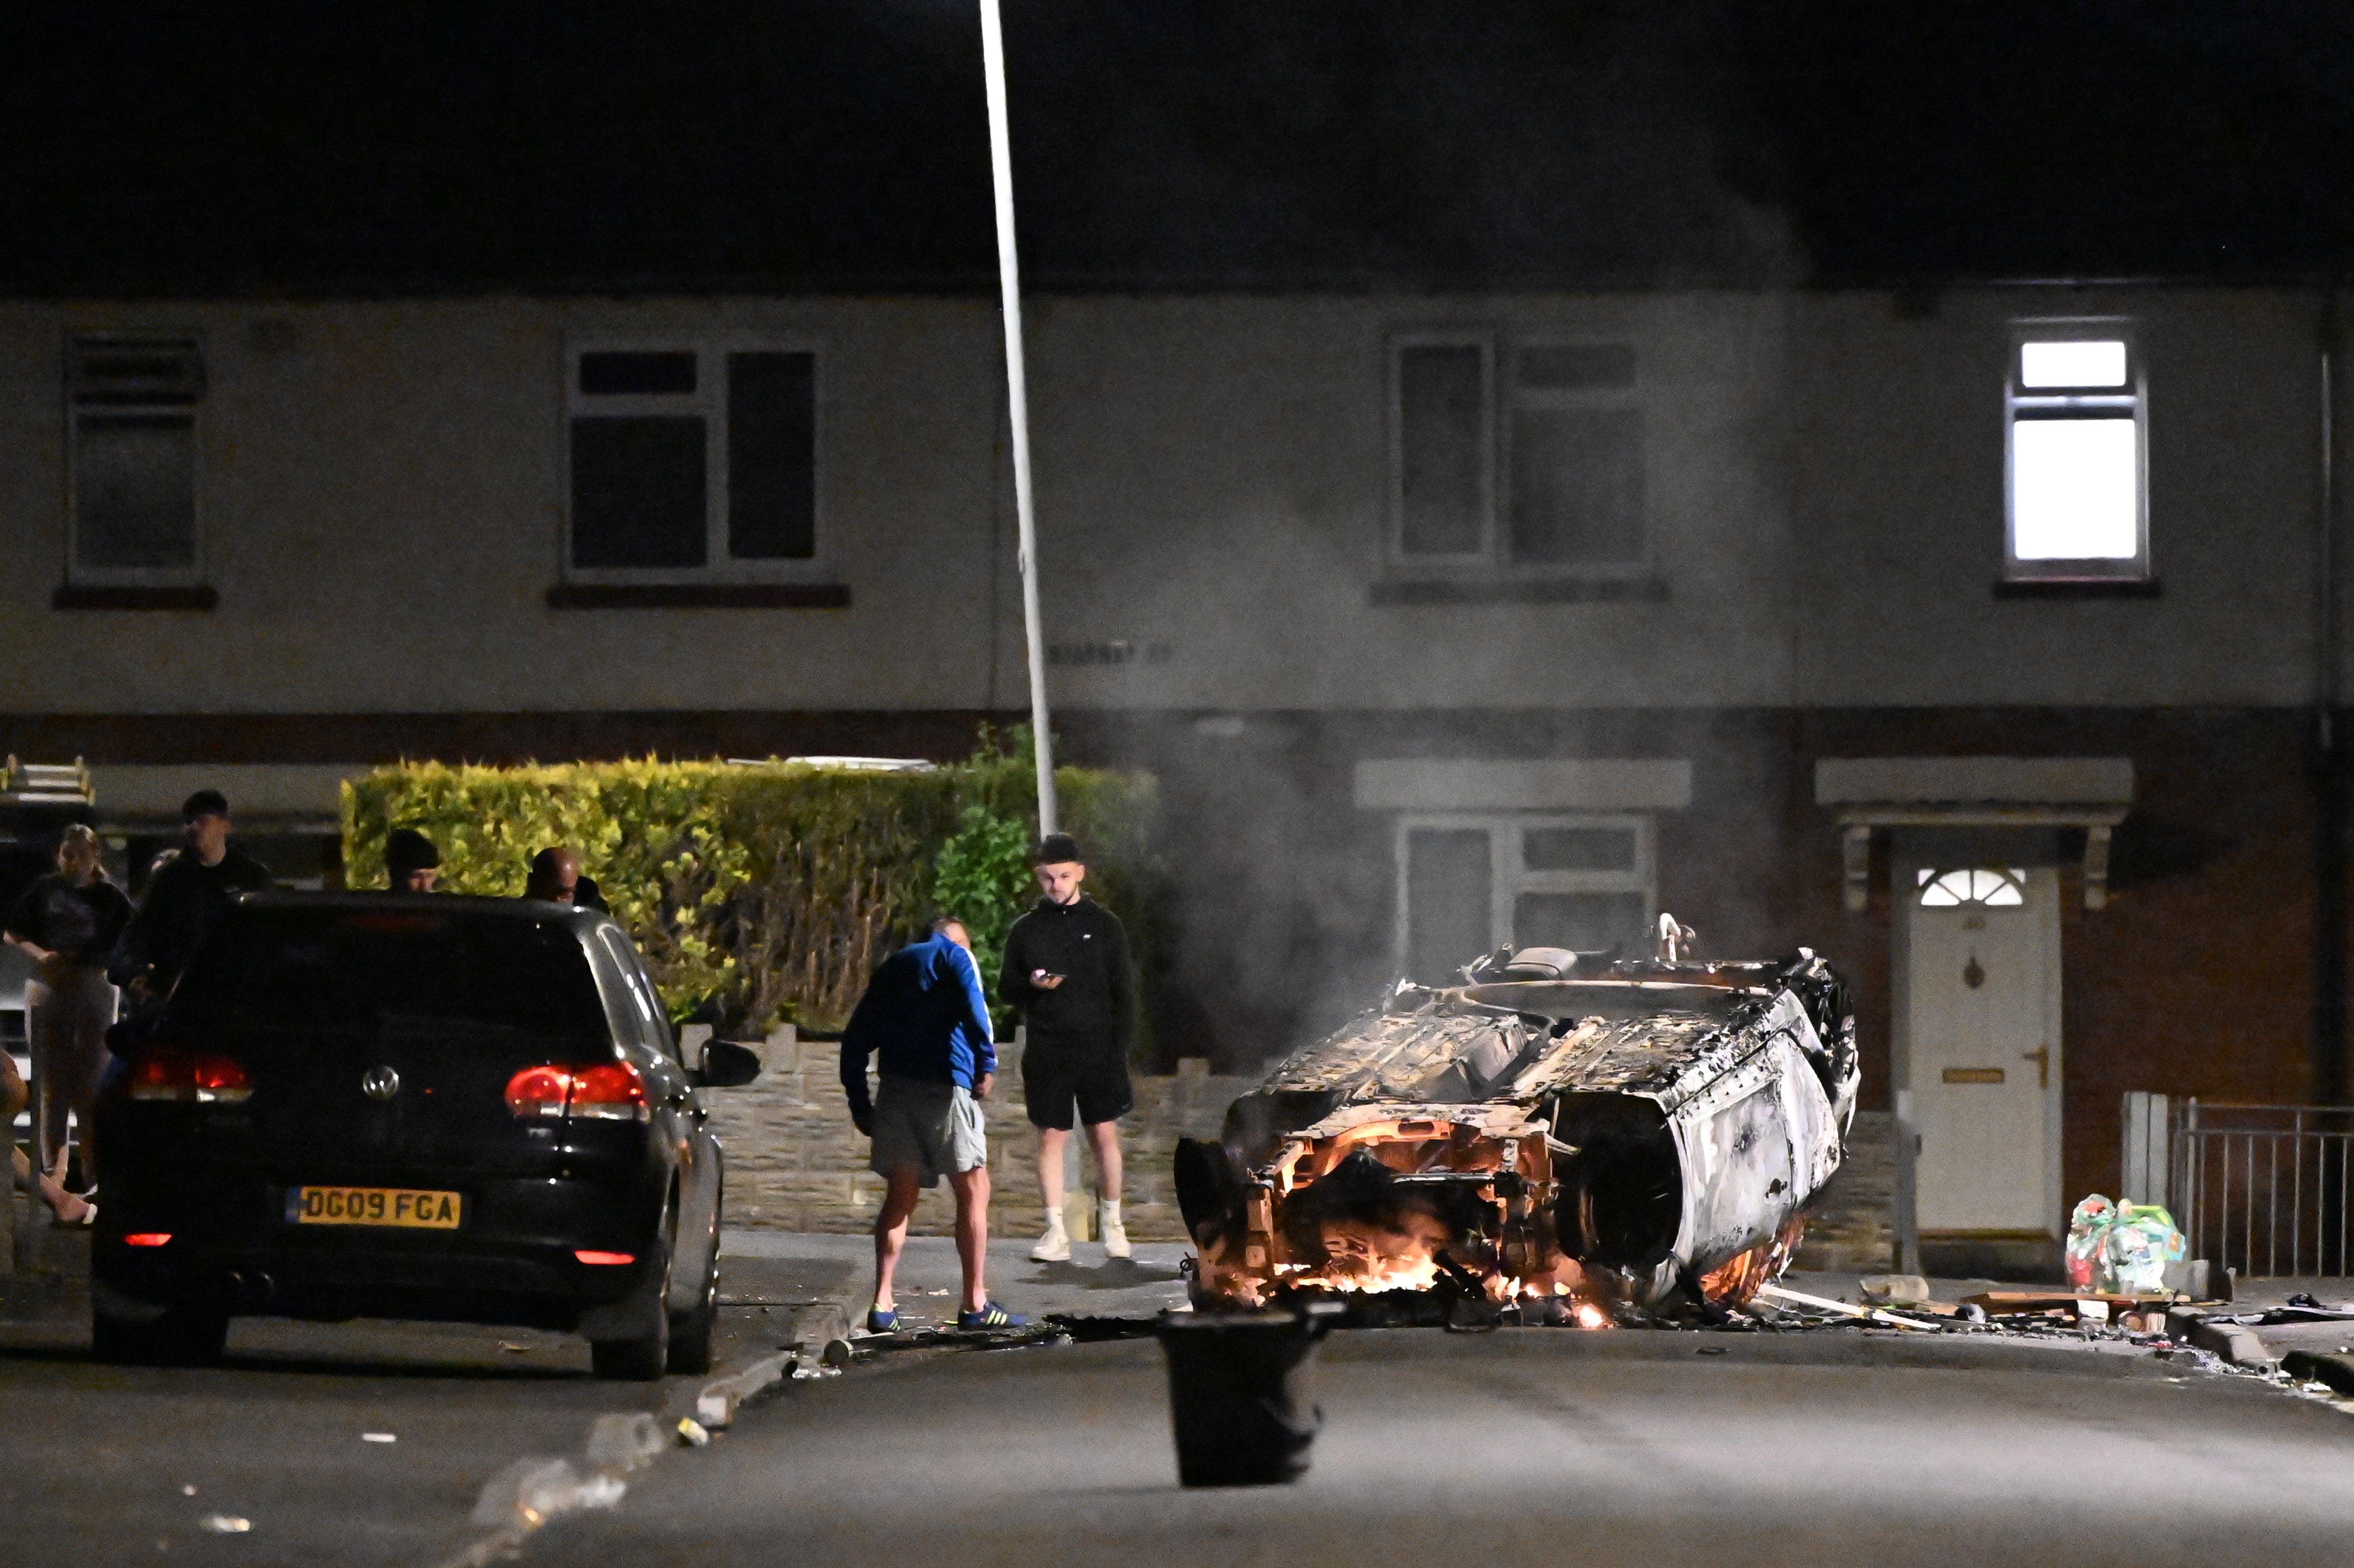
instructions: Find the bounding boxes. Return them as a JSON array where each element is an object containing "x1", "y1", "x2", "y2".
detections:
[
  {"x1": 1100, "y1": 1201, "x2": 1131, "y2": 1260},
  {"x1": 1030, "y1": 1216, "x2": 1071, "y2": 1262}
]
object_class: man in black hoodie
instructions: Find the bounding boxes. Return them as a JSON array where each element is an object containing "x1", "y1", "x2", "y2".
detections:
[
  {"x1": 110, "y1": 790, "x2": 272, "y2": 1003},
  {"x1": 998, "y1": 833, "x2": 1135, "y2": 1263}
]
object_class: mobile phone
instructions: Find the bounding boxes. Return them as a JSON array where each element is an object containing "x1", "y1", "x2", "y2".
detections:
[{"x1": 1033, "y1": 969, "x2": 1064, "y2": 983}]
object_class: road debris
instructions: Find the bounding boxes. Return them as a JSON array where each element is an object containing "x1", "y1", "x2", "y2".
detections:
[
  {"x1": 198, "y1": 1516, "x2": 251, "y2": 1534},
  {"x1": 361, "y1": 1432, "x2": 397, "y2": 1444}
]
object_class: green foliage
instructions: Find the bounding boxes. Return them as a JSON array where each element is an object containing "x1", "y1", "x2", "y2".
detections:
[
  {"x1": 341, "y1": 728, "x2": 1165, "y2": 1043},
  {"x1": 930, "y1": 804, "x2": 1035, "y2": 1027}
]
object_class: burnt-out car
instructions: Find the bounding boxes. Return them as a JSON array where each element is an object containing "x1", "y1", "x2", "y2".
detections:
[
  {"x1": 1176, "y1": 932, "x2": 1857, "y2": 1317},
  {"x1": 90, "y1": 893, "x2": 759, "y2": 1379}
]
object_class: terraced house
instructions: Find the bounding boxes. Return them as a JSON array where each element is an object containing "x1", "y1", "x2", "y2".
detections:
[{"x1": 5, "y1": 6, "x2": 2351, "y2": 1273}]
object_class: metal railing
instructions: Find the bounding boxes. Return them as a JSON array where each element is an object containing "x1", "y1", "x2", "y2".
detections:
[{"x1": 2168, "y1": 1099, "x2": 2354, "y2": 1277}]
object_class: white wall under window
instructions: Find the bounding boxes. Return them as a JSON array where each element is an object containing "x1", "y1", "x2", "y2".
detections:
[
  {"x1": 1393, "y1": 812, "x2": 1656, "y2": 984},
  {"x1": 2005, "y1": 323, "x2": 2147, "y2": 582}
]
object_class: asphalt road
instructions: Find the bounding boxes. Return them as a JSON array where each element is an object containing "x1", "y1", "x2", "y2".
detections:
[
  {"x1": 522, "y1": 1325, "x2": 2354, "y2": 1568},
  {"x1": 0, "y1": 1237, "x2": 854, "y2": 1568}
]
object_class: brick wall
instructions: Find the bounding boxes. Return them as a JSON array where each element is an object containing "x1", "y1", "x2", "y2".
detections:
[
  {"x1": 704, "y1": 1027, "x2": 1255, "y2": 1243},
  {"x1": 708, "y1": 1026, "x2": 1899, "y2": 1273},
  {"x1": 1791, "y1": 1110, "x2": 1896, "y2": 1273}
]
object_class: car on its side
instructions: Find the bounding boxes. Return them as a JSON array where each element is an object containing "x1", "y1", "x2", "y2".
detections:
[{"x1": 91, "y1": 892, "x2": 759, "y2": 1379}]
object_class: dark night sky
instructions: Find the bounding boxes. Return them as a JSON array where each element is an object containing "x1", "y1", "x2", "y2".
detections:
[{"x1": 3, "y1": 1, "x2": 2351, "y2": 295}]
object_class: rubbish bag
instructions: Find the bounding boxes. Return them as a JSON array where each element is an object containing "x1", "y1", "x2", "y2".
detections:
[{"x1": 2066, "y1": 1193, "x2": 2187, "y2": 1293}]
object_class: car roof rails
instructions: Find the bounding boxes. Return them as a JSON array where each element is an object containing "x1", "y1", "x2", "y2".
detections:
[{"x1": 2, "y1": 756, "x2": 94, "y2": 807}]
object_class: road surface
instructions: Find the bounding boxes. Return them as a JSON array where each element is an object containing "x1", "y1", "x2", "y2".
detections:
[{"x1": 522, "y1": 1322, "x2": 2354, "y2": 1568}]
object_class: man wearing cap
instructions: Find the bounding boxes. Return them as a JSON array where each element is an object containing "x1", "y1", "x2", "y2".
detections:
[
  {"x1": 385, "y1": 828, "x2": 441, "y2": 892},
  {"x1": 110, "y1": 790, "x2": 272, "y2": 1000},
  {"x1": 998, "y1": 832, "x2": 1136, "y2": 1263}
]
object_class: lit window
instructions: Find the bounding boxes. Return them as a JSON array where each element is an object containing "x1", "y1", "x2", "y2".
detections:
[
  {"x1": 1390, "y1": 334, "x2": 1645, "y2": 574},
  {"x1": 1917, "y1": 868, "x2": 2027, "y2": 907},
  {"x1": 1397, "y1": 814, "x2": 1654, "y2": 984},
  {"x1": 2006, "y1": 326, "x2": 2146, "y2": 582},
  {"x1": 566, "y1": 342, "x2": 820, "y2": 579},
  {"x1": 68, "y1": 338, "x2": 204, "y2": 582}
]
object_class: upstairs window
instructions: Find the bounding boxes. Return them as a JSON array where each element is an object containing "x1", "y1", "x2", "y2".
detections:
[
  {"x1": 68, "y1": 338, "x2": 204, "y2": 582},
  {"x1": 2006, "y1": 326, "x2": 2146, "y2": 582},
  {"x1": 1390, "y1": 333, "x2": 1646, "y2": 576},
  {"x1": 565, "y1": 342, "x2": 820, "y2": 577}
]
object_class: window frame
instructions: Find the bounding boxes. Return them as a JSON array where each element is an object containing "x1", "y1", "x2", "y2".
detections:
[
  {"x1": 561, "y1": 334, "x2": 828, "y2": 585},
  {"x1": 1387, "y1": 330, "x2": 1497, "y2": 570},
  {"x1": 2004, "y1": 319, "x2": 2149, "y2": 584},
  {"x1": 64, "y1": 333, "x2": 208, "y2": 588},
  {"x1": 1392, "y1": 811, "x2": 1657, "y2": 979},
  {"x1": 1387, "y1": 330, "x2": 1651, "y2": 580}
]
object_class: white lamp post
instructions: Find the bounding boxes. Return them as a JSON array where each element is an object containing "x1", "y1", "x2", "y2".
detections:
[{"x1": 978, "y1": 0, "x2": 1059, "y2": 835}]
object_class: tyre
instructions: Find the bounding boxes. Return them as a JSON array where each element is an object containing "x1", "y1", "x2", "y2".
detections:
[
  {"x1": 590, "y1": 1234, "x2": 672, "y2": 1382},
  {"x1": 92, "y1": 1303, "x2": 230, "y2": 1367},
  {"x1": 666, "y1": 1216, "x2": 720, "y2": 1377}
]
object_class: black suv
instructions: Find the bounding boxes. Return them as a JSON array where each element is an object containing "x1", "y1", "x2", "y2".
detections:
[{"x1": 90, "y1": 893, "x2": 758, "y2": 1379}]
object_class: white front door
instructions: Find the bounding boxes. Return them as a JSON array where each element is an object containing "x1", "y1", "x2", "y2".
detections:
[{"x1": 1904, "y1": 866, "x2": 2063, "y2": 1235}]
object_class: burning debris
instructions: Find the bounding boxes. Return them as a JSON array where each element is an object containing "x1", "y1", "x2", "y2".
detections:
[{"x1": 1176, "y1": 923, "x2": 1859, "y2": 1321}]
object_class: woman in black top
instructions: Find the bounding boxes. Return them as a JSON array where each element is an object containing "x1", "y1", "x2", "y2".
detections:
[{"x1": 5, "y1": 824, "x2": 130, "y2": 1198}]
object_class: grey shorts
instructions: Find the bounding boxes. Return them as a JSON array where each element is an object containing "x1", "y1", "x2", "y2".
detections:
[{"x1": 868, "y1": 1076, "x2": 987, "y2": 1188}]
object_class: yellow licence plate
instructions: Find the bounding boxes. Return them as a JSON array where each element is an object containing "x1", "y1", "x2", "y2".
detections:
[{"x1": 287, "y1": 1186, "x2": 463, "y2": 1229}]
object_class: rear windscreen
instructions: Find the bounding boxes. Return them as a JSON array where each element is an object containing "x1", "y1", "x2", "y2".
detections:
[{"x1": 171, "y1": 908, "x2": 611, "y2": 1045}]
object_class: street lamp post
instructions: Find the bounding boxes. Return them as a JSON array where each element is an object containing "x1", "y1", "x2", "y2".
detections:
[{"x1": 978, "y1": 0, "x2": 1059, "y2": 836}]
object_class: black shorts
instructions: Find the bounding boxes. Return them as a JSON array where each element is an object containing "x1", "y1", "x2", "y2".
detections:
[{"x1": 1023, "y1": 1049, "x2": 1133, "y2": 1130}]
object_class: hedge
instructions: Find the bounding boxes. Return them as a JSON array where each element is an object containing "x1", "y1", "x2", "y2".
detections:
[{"x1": 341, "y1": 731, "x2": 1164, "y2": 1040}]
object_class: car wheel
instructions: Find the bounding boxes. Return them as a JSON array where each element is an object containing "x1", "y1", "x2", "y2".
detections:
[
  {"x1": 666, "y1": 1229, "x2": 719, "y2": 1376},
  {"x1": 590, "y1": 1235, "x2": 672, "y2": 1383},
  {"x1": 92, "y1": 1304, "x2": 229, "y2": 1367}
]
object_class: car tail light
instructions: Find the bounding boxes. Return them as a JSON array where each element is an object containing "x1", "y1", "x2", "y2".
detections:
[
  {"x1": 574, "y1": 1250, "x2": 635, "y2": 1265},
  {"x1": 127, "y1": 1046, "x2": 252, "y2": 1103},
  {"x1": 503, "y1": 1065, "x2": 571, "y2": 1119},
  {"x1": 502, "y1": 1060, "x2": 649, "y2": 1123},
  {"x1": 123, "y1": 1233, "x2": 172, "y2": 1247},
  {"x1": 567, "y1": 1062, "x2": 649, "y2": 1122}
]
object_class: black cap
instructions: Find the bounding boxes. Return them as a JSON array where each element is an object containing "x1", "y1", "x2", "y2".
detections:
[
  {"x1": 1034, "y1": 832, "x2": 1085, "y2": 865},
  {"x1": 181, "y1": 789, "x2": 230, "y2": 823},
  {"x1": 386, "y1": 827, "x2": 441, "y2": 874}
]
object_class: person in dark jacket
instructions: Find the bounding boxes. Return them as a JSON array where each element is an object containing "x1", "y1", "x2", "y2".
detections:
[
  {"x1": 524, "y1": 847, "x2": 608, "y2": 912},
  {"x1": 840, "y1": 917, "x2": 1025, "y2": 1333},
  {"x1": 109, "y1": 790, "x2": 272, "y2": 1004},
  {"x1": 5, "y1": 823, "x2": 130, "y2": 1193},
  {"x1": 385, "y1": 828, "x2": 440, "y2": 892},
  {"x1": 997, "y1": 833, "x2": 1135, "y2": 1263}
]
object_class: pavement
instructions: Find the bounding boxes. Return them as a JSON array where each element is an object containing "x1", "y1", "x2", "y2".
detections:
[{"x1": 719, "y1": 1229, "x2": 1194, "y2": 1329}]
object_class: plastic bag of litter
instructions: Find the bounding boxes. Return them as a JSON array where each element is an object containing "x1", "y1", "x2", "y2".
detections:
[{"x1": 2066, "y1": 1193, "x2": 2186, "y2": 1292}]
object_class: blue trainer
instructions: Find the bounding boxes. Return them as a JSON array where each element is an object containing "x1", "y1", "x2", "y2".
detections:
[
  {"x1": 865, "y1": 1306, "x2": 901, "y2": 1333},
  {"x1": 955, "y1": 1301, "x2": 1027, "y2": 1330}
]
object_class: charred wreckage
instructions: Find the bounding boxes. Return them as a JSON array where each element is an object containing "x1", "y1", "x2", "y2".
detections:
[{"x1": 1176, "y1": 924, "x2": 1859, "y2": 1324}]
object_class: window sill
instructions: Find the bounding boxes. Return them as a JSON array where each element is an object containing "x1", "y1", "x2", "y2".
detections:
[
  {"x1": 546, "y1": 582, "x2": 851, "y2": 610},
  {"x1": 1369, "y1": 575, "x2": 1667, "y2": 606},
  {"x1": 1993, "y1": 577, "x2": 2161, "y2": 600},
  {"x1": 51, "y1": 583, "x2": 218, "y2": 611}
]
